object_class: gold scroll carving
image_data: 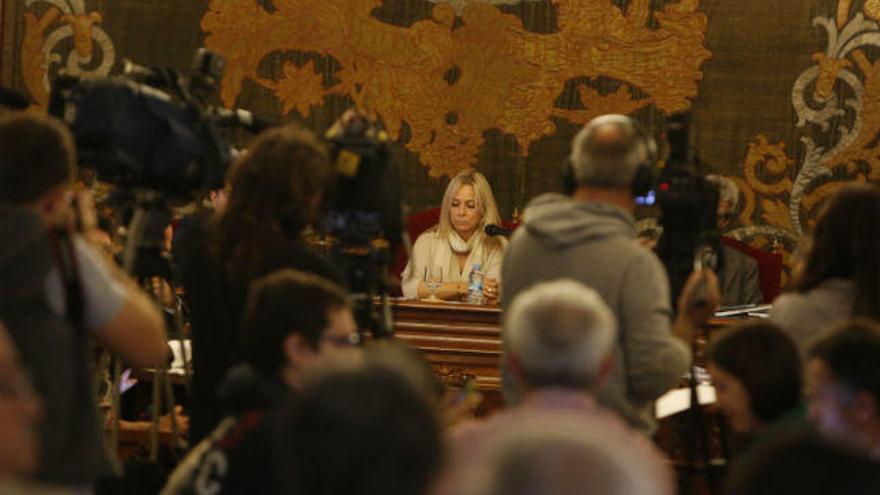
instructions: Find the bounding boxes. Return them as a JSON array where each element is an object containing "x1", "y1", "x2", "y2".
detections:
[{"x1": 730, "y1": 0, "x2": 880, "y2": 283}]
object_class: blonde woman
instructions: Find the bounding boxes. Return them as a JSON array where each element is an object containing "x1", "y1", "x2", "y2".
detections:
[{"x1": 402, "y1": 170, "x2": 507, "y2": 304}]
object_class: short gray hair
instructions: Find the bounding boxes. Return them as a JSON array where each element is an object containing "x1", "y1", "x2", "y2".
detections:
[
  {"x1": 504, "y1": 279, "x2": 617, "y2": 389},
  {"x1": 457, "y1": 413, "x2": 672, "y2": 495},
  {"x1": 569, "y1": 114, "x2": 651, "y2": 188}
]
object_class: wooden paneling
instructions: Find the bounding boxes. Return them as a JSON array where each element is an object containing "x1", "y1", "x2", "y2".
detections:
[{"x1": 390, "y1": 299, "x2": 503, "y2": 392}]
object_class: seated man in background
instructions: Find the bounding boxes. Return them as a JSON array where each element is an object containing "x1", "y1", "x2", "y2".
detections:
[
  {"x1": 806, "y1": 319, "x2": 880, "y2": 458},
  {"x1": 162, "y1": 269, "x2": 358, "y2": 495},
  {"x1": 705, "y1": 174, "x2": 763, "y2": 306},
  {"x1": 0, "y1": 321, "x2": 44, "y2": 492},
  {"x1": 440, "y1": 279, "x2": 673, "y2": 495},
  {"x1": 0, "y1": 113, "x2": 167, "y2": 489}
]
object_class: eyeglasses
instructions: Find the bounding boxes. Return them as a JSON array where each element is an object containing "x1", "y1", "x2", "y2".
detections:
[{"x1": 322, "y1": 332, "x2": 361, "y2": 347}]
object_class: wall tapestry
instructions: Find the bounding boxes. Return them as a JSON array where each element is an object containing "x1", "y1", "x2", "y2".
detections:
[
  {"x1": 18, "y1": 0, "x2": 115, "y2": 109},
  {"x1": 202, "y1": 0, "x2": 711, "y2": 177},
  {"x1": 730, "y1": 0, "x2": 880, "y2": 269}
]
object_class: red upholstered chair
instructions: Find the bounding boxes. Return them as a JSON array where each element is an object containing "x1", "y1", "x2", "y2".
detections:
[
  {"x1": 390, "y1": 207, "x2": 442, "y2": 294},
  {"x1": 720, "y1": 236, "x2": 783, "y2": 303}
]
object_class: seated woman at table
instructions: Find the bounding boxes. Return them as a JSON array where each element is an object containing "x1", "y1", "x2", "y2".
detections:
[{"x1": 401, "y1": 170, "x2": 507, "y2": 304}]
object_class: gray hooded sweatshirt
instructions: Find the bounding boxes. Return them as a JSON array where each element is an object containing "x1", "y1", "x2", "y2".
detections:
[{"x1": 502, "y1": 193, "x2": 691, "y2": 435}]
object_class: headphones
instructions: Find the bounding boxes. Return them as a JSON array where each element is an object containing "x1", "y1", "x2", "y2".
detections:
[{"x1": 561, "y1": 114, "x2": 658, "y2": 199}]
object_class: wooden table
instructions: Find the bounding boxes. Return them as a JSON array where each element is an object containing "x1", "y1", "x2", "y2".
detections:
[
  {"x1": 386, "y1": 297, "x2": 743, "y2": 487},
  {"x1": 386, "y1": 299, "x2": 505, "y2": 415},
  {"x1": 387, "y1": 298, "x2": 740, "y2": 391}
]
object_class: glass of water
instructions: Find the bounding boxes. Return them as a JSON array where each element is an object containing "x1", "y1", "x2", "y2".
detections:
[{"x1": 424, "y1": 265, "x2": 443, "y2": 301}]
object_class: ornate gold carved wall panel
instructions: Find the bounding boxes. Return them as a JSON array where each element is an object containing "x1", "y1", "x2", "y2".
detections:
[
  {"x1": 201, "y1": 0, "x2": 711, "y2": 177},
  {"x1": 3, "y1": 0, "x2": 880, "y2": 279},
  {"x1": 18, "y1": 0, "x2": 115, "y2": 110},
  {"x1": 727, "y1": 0, "x2": 880, "y2": 281}
]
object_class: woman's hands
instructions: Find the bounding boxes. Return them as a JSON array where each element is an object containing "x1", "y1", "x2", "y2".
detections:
[{"x1": 483, "y1": 277, "x2": 499, "y2": 305}]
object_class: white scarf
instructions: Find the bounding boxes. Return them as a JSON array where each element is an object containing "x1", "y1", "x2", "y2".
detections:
[{"x1": 448, "y1": 230, "x2": 482, "y2": 254}]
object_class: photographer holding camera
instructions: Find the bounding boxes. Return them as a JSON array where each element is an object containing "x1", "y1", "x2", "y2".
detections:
[{"x1": 0, "y1": 113, "x2": 168, "y2": 489}]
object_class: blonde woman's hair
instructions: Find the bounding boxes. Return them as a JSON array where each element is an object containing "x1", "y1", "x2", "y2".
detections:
[{"x1": 436, "y1": 170, "x2": 503, "y2": 252}]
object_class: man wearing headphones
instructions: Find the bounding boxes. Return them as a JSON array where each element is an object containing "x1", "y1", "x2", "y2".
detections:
[{"x1": 501, "y1": 114, "x2": 720, "y2": 436}]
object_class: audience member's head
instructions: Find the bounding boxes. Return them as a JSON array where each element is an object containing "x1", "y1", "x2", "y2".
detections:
[
  {"x1": 707, "y1": 321, "x2": 802, "y2": 435},
  {"x1": 0, "y1": 113, "x2": 76, "y2": 227},
  {"x1": 570, "y1": 114, "x2": 652, "y2": 191},
  {"x1": 455, "y1": 412, "x2": 672, "y2": 495},
  {"x1": 285, "y1": 358, "x2": 442, "y2": 495},
  {"x1": 0, "y1": 322, "x2": 42, "y2": 477},
  {"x1": 504, "y1": 279, "x2": 616, "y2": 393},
  {"x1": 241, "y1": 269, "x2": 357, "y2": 388},
  {"x1": 807, "y1": 319, "x2": 880, "y2": 454},
  {"x1": 725, "y1": 429, "x2": 880, "y2": 495},
  {"x1": 795, "y1": 184, "x2": 880, "y2": 319},
  {"x1": 215, "y1": 124, "x2": 332, "y2": 278},
  {"x1": 363, "y1": 339, "x2": 445, "y2": 410}
]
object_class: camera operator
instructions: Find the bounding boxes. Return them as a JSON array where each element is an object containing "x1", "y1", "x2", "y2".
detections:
[
  {"x1": 502, "y1": 114, "x2": 720, "y2": 436},
  {"x1": 173, "y1": 123, "x2": 345, "y2": 444},
  {"x1": 0, "y1": 113, "x2": 167, "y2": 489}
]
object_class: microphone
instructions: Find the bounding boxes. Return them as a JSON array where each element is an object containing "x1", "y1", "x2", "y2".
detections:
[{"x1": 485, "y1": 224, "x2": 512, "y2": 237}]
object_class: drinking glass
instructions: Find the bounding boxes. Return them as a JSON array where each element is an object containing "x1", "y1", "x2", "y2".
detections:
[{"x1": 424, "y1": 265, "x2": 443, "y2": 301}]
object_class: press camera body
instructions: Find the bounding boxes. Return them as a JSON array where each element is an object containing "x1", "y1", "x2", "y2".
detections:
[
  {"x1": 322, "y1": 110, "x2": 404, "y2": 339},
  {"x1": 654, "y1": 114, "x2": 723, "y2": 308}
]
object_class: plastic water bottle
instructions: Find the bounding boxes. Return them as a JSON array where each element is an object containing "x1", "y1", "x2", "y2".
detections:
[{"x1": 467, "y1": 263, "x2": 485, "y2": 305}]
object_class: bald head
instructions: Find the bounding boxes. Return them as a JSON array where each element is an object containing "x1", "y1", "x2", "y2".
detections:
[{"x1": 570, "y1": 115, "x2": 651, "y2": 189}]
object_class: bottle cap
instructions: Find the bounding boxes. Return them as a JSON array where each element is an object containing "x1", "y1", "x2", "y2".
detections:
[{"x1": 472, "y1": 263, "x2": 482, "y2": 271}]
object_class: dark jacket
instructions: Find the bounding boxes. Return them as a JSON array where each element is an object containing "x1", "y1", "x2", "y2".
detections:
[
  {"x1": 172, "y1": 213, "x2": 342, "y2": 443},
  {"x1": 161, "y1": 365, "x2": 295, "y2": 495}
]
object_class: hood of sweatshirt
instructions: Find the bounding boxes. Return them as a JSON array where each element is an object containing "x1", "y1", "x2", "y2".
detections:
[{"x1": 522, "y1": 193, "x2": 636, "y2": 249}]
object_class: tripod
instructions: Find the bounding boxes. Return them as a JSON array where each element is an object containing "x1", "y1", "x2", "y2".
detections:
[{"x1": 110, "y1": 191, "x2": 190, "y2": 459}]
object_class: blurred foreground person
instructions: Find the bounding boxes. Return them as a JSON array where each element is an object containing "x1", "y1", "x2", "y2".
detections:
[
  {"x1": 284, "y1": 355, "x2": 443, "y2": 495},
  {"x1": 707, "y1": 321, "x2": 805, "y2": 458},
  {"x1": 176, "y1": 124, "x2": 344, "y2": 443},
  {"x1": 0, "y1": 113, "x2": 167, "y2": 489},
  {"x1": 725, "y1": 430, "x2": 880, "y2": 495},
  {"x1": 440, "y1": 279, "x2": 673, "y2": 495},
  {"x1": 451, "y1": 413, "x2": 670, "y2": 495},
  {"x1": 163, "y1": 269, "x2": 358, "y2": 495},
  {"x1": 771, "y1": 185, "x2": 880, "y2": 353},
  {"x1": 807, "y1": 319, "x2": 880, "y2": 458},
  {"x1": 0, "y1": 321, "x2": 46, "y2": 493}
]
